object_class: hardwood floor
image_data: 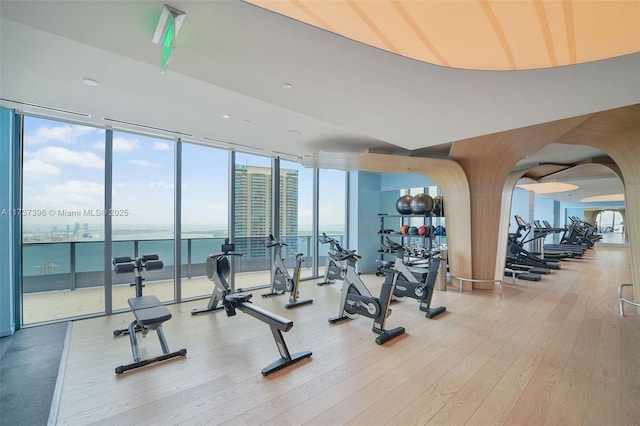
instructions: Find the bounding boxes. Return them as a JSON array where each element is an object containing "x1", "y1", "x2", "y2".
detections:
[
  {"x1": 52, "y1": 246, "x2": 639, "y2": 425},
  {"x1": 22, "y1": 269, "x2": 312, "y2": 324}
]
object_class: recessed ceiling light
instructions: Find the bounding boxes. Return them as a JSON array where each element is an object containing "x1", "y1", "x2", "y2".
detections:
[
  {"x1": 244, "y1": 120, "x2": 251, "y2": 124},
  {"x1": 287, "y1": 130, "x2": 301, "y2": 136},
  {"x1": 222, "y1": 114, "x2": 231, "y2": 119},
  {"x1": 82, "y1": 78, "x2": 100, "y2": 87},
  {"x1": 282, "y1": 83, "x2": 293, "y2": 90},
  {"x1": 516, "y1": 182, "x2": 579, "y2": 193},
  {"x1": 581, "y1": 194, "x2": 625, "y2": 202}
]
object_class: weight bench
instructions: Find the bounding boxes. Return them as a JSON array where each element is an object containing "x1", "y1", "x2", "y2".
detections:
[{"x1": 113, "y1": 255, "x2": 187, "y2": 374}]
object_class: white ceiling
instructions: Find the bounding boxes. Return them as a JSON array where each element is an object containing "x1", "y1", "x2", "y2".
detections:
[{"x1": 1, "y1": 0, "x2": 638, "y2": 204}]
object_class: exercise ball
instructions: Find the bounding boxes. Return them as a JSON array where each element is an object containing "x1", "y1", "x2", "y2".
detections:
[
  {"x1": 408, "y1": 226, "x2": 419, "y2": 235},
  {"x1": 396, "y1": 195, "x2": 413, "y2": 215},
  {"x1": 410, "y1": 193, "x2": 434, "y2": 214},
  {"x1": 400, "y1": 225, "x2": 410, "y2": 235}
]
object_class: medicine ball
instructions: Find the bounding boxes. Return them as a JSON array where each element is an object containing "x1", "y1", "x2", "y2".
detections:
[
  {"x1": 418, "y1": 225, "x2": 431, "y2": 237},
  {"x1": 410, "y1": 193, "x2": 434, "y2": 214},
  {"x1": 400, "y1": 225, "x2": 410, "y2": 235},
  {"x1": 408, "y1": 226, "x2": 419, "y2": 235},
  {"x1": 396, "y1": 195, "x2": 413, "y2": 215}
]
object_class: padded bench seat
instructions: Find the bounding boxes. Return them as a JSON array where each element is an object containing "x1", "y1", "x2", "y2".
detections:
[{"x1": 128, "y1": 295, "x2": 172, "y2": 326}]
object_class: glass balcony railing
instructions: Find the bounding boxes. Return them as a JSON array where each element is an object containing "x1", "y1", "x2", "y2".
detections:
[{"x1": 22, "y1": 235, "x2": 345, "y2": 294}]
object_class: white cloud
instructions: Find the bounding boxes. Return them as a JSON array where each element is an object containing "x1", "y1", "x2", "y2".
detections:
[
  {"x1": 113, "y1": 137, "x2": 140, "y2": 152},
  {"x1": 23, "y1": 158, "x2": 60, "y2": 177},
  {"x1": 129, "y1": 159, "x2": 159, "y2": 167},
  {"x1": 25, "y1": 123, "x2": 99, "y2": 145},
  {"x1": 47, "y1": 180, "x2": 103, "y2": 197},
  {"x1": 147, "y1": 181, "x2": 174, "y2": 190},
  {"x1": 29, "y1": 146, "x2": 104, "y2": 169},
  {"x1": 25, "y1": 180, "x2": 103, "y2": 210},
  {"x1": 153, "y1": 141, "x2": 171, "y2": 151}
]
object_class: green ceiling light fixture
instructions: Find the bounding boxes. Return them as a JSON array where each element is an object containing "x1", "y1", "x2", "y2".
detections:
[{"x1": 152, "y1": 4, "x2": 186, "y2": 73}]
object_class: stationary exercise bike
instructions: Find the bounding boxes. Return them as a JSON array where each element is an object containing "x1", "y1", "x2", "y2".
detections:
[
  {"x1": 112, "y1": 254, "x2": 186, "y2": 374},
  {"x1": 317, "y1": 233, "x2": 351, "y2": 285},
  {"x1": 381, "y1": 237, "x2": 446, "y2": 318},
  {"x1": 191, "y1": 239, "x2": 312, "y2": 376},
  {"x1": 261, "y1": 234, "x2": 313, "y2": 309},
  {"x1": 328, "y1": 248, "x2": 405, "y2": 345}
]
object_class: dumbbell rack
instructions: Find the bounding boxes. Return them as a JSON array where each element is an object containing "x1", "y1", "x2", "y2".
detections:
[{"x1": 378, "y1": 213, "x2": 440, "y2": 273}]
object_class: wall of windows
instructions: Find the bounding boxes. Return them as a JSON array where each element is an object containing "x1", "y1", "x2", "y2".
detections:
[
  {"x1": 281, "y1": 160, "x2": 315, "y2": 278},
  {"x1": 181, "y1": 143, "x2": 228, "y2": 299},
  {"x1": 111, "y1": 131, "x2": 175, "y2": 308},
  {"x1": 318, "y1": 169, "x2": 347, "y2": 273},
  {"x1": 16, "y1": 114, "x2": 348, "y2": 326},
  {"x1": 595, "y1": 209, "x2": 625, "y2": 233},
  {"x1": 318, "y1": 169, "x2": 347, "y2": 238},
  {"x1": 21, "y1": 116, "x2": 106, "y2": 323},
  {"x1": 234, "y1": 152, "x2": 273, "y2": 289}
]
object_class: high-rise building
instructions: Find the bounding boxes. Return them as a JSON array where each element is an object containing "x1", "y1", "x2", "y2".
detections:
[{"x1": 234, "y1": 165, "x2": 298, "y2": 257}]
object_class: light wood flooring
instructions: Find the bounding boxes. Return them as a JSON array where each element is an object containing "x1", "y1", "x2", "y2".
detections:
[
  {"x1": 22, "y1": 269, "x2": 310, "y2": 324},
  {"x1": 51, "y1": 245, "x2": 639, "y2": 425}
]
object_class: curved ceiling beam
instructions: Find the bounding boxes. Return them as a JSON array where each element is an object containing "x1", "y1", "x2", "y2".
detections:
[
  {"x1": 556, "y1": 105, "x2": 640, "y2": 308},
  {"x1": 301, "y1": 151, "x2": 473, "y2": 283}
]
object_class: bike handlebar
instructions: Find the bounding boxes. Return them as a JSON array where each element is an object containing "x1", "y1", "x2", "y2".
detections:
[{"x1": 265, "y1": 234, "x2": 287, "y2": 248}]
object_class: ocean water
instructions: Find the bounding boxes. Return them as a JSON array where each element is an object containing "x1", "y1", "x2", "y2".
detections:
[{"x1": 22, "y1": 233, "x2": 343, "y2": 278}]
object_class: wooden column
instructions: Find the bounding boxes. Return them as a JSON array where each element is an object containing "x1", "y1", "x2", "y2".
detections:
[
  {"x1": 449, "y1": 115, "x2": 591, "y2": 283},
  {"x1": 302, "y1": 105, "x2": 639, "y2": 298},
  {"x1": 556, "y1": 105, "x2": 640, "y2": 311}
]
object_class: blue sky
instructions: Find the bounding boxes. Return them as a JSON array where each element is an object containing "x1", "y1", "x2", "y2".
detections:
[{"x1": 22, "y1": 116, "x2": 345, "y2": 233}]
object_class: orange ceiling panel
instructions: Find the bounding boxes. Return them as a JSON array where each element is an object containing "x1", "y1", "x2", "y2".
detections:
[
  {"x1": 489, "y1": 1, "x2": 557, "y2": 69},
  {"x1": 573, "y1": 1, "x2": 639, "y2": 64},
  {"x1": 246, "y1": 0, "x2": 640, "y2": 71},
  {"x1": 399, "y1": 1, "x2": 510, "y2": 70}
]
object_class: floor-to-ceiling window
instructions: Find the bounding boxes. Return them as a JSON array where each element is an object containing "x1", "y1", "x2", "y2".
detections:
[
  {"x1": 17, "y1": 114, "x2": 346, "y2": 324},
  {"x1": 21, "y1": 116, "x2": 105, "y2": 324},
  {"x1": 111, "y1": 131, "x2": 175, "y2": 309},
  {"x1": 234, "y1": 152, "x2": 273, "y2": 288},
  {"x1": 280, "y1": 159, "x2": 315, "y2": 278},
  {"x1": 318, "y1": 169, "x2": 347, "y2": 273},
  {"x1": 595, "y1": 209, "x2": 625, "y2": 233},
  {"x1": 181, "y1": 143, "x2": 229, "y2": 299}
]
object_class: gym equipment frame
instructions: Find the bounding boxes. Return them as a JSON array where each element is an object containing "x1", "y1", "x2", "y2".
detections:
[
  {"x1": 112, "y1": 254, "x2": 186, "y2": 374},
  {"x1": 191, "y1": 240, "x2": 312, "y2": 376},
  {"x1": 317, "y1": 232, "x2": 350, "y2": 285},
  {"x1": 381, "y1": 238, "x2": 446, "y2": 318},
  {"x1": 261, "y1": 234, "x2": 313, "y2": 309},
  {"x1": 328, "y1": 249, "x2": 405, "y2": 345}
]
